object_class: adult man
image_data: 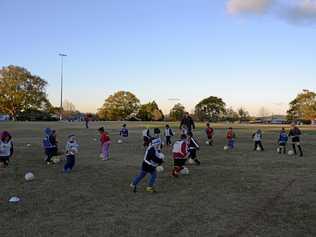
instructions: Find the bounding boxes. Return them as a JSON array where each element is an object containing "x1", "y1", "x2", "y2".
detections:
[{"x1": 180, "y1": 112, "x2": 195, "y2": 134}]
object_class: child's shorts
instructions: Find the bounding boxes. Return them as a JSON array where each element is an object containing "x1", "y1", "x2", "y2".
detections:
[
  {"x1": 188, "y1": 149, "x2": 197, "y2": 159},
  {"x1": 173, "y1": 159, "x2": 186, "y2": 167}
]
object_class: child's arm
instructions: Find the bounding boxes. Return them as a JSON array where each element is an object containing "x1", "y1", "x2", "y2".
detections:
[{"x1": 10, "y1": 142, "x2": 14, "y2": 157}]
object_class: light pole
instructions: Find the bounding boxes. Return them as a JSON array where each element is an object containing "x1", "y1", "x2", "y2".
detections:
[{"x1": 59, "y1": 53, "x2": 67, "y2": 120}]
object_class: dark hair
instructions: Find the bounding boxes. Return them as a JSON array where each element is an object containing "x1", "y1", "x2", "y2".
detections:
[
  {"x1": 98, "y1": 127, "x2": 105, "y2": 132},
  {"x1": 123, "y1": 124, "x2": 126, "y2": 127},
  {"x1": 206, "y1": 123, "x2": 210, "y2": 126},
  {"x1": 154, "y1": 128, "x2": 161, "y2": 134},
  {"x1": 187, "y1": 131, "x2": 193, "y2": 137},
  {"x1": 180, "y1": 134, "x2": 187, "y2": 140},
  {"x1": 166, "y1": 124, "x2": 169, "y2": 128}
]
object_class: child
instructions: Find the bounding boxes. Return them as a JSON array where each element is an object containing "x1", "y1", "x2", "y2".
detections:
[
  {"x1": 64, "y1": 135, "x2": 79, "y2": 173},
  {"x1": 119, "y1": 124, "x2": 129, "y2": 142},
  {"x1": 187, "y1": 131, "x2": 200, "y2": 165},
  {"x1": 98, "y1": 127, "x2": 111, "y2": 161},
  {"x1": 226, "y1": 127, "x2": 236, "y2": 149},
  {"x1": 130, "y1": 138, "x2": 164, "y2": 193},
  {"x1": 164, "y1": 124, "x2": 174, "y2": 146},
  {"x1": 172, "y1": 134, "x2": 189, "y2": 177},
  {"x1": 278, "y1": 128, "x2": 288, "y2": 154},
  {"x1": 142, "y1": 128, "x2": 151, "y2": 147},
  {"x1": 252, "y1": 129, "x2": 264, "y2": 151},
  {"x1": 153, "y1": 128, "x2": 163, "y2": 150},
  {"x1": 289, "y1": 123, "x2": 303, "y2": 157},
  {"x1": 42, "y1": 128, "x2": 57, "y2": 164},
  {"x1": 205, "y1": 123, "x2": 214, "y2": 146},
  {"x1": 0, "y1": 131, "x2": 13, "y2": 168},
  {"x1": 52, "y1": 130, "x2": 59, "y2": 156}
]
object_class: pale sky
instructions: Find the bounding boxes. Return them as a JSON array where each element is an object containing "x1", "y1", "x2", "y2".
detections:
[{"x1": 1, "y1": 0, "x2": 316, "y2": 116}]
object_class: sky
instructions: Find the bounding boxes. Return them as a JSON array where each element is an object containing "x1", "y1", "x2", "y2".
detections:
[{"x1": 1, "y1": 0, "x2": 316, "y2": 116}]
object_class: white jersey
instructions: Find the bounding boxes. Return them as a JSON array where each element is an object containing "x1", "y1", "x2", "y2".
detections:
[
  {"x1": 0, "y1": 140, "x2": 13, "y2": 157},
  {"x1": 253, "y1": 133, "x2": 262, "y2": 141},
  {"x1": 65, "y1": 141, "x2": 79, "y2": 155}
]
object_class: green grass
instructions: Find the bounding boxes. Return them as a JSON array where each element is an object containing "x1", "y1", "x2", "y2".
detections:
[{"x1": 1, "y1": 121, "x2": 316, "y2": 237}]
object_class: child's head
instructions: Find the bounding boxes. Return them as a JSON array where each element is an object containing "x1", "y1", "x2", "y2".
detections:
[
  {"x1": 68, "y1": 134, "x2": 76, "y2": 143},
  {"x1": 154, "y1": 128, "x2": 160, "y2": 135},
  {"x1": 166, "y1": 124, "x2": 169, "y2": 128},
  {"x1": 122, "y1": 124, "x2": 126, "y2": 128},
  {"x1": 228, "y1": 127, "x2": 233, "y2": 131},
  {"x1": 1, "y1": 131, "x2": 11, "y2": 142},
  {"x1": 257, "y1": 129, "x2": 262, "y2": 134},
  {"x1": 98, "y1": 127, "x2": 105, "y2": 133},
  {"x1": 180, "y1": 134, "x2": 187, "y2": 140},
  {"x1": 44, "y1": 128, "x2": 52, "y2": 136},
  {"x1": 150, "y1": 138, "x2": 161, "y2": 150},
  {"x1": 206, "y1": 123, "x2": 210, "y2": 127},
  {"x1": 187, "y1": 131, "x2": 193, "y2": 138},
  {"x1": 281, "y1": 127, "x2": 286, "y2": 132}
]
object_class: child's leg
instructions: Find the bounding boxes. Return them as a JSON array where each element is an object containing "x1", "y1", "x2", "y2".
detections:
[
  {"x1": 254, "y1": 141, "x2": 258, "y2": 151},
  {"x1": 259, "y1": 141, "x2": 264, "y2": 151},
  {"x1": 102, "y1": 143, "x2": 110, "y2": 160},
  {"x1": 148, "y1": 170, "x2": 157, "y2": 187},
  {"x1": 45, "y1": 149, "x2": 53, "y2": 163},
  {"x1": 297, "y1": 144, "x2": 303, "y2": 156},
  {"x1": 132, "y1": 170, "x2": 147, "y2": 186},
  {"x1": 292, "y1": 143, "x2": 297, "y2": 154}
]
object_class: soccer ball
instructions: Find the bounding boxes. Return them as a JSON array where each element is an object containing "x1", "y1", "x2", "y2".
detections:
[
  {"x1": 99, "y1": 153, "x2": 104, "y2": 159},
  {"x1": 277, "y1": 147, "x2": 281, "y2": 153},
  {"x1": 52, "y1": 157, "x2": 61, "y2": 164},
  {"x1": 224, "y1": 146, "x2": 229, "y2": 151},
  {"x1": 288, "y1": 150, "x2": 295, "y2": 156},
  {"x1": 180, "y1": 167, "x2": 189, "y2": 175},
  {"x1": 9, "y1": 196, "x2": 20, "y2": 203},
  {"x1": 26, "y1": 144, "x2": 31, "y2": 147},
  {"x1": 205, "y1": 141, "x2": 209, "y2": 145},
  {"x1": 117, "y1": 139, "x2": 123, "y2": 144},
  {"x1": 188, "y1": 158, "x2": 195, "y2": 165},
  {"x1": 25, "y1": 172, "x2": 35, "y2": 181},
  {"x1": 158, "y1": 153, "x2": 165, "y2": 160},
  {"x1": 156, "y1": 166, "x2": 164, "y2": 172},
  {"x1": 256, "y1": 147, "x2": 261, "y2": 151}
]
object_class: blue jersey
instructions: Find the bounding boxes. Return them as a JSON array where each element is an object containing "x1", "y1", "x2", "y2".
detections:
[
  {"x1": 120, "y1": 128, "x2": 129, "y2": 137},
  {"x1": 279, "y1": 132, "x2": 288, "y2": 143}
]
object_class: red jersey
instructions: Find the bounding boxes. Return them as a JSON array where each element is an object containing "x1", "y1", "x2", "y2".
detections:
[
  {"x1": 226, "y1": 131, "x2": 235, "y2": 140},
  {"x1": 100, "y1": 132, "x2": 110, "y2": 144},
  {"x1": 172, "y1": 140, "x2": 188, "y2": 159},
  {"x1": 206, "y1": 127, "x2": 214, "y2": 138}
]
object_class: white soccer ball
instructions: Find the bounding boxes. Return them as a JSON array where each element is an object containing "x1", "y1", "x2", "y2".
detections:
[
  {"x1": 256, "y1": 147, "x2": 261, "y2": 151},
  {"x1": 188, "y1": 158, "x2": 195, "y2": 165},
  {"x1": 99, "y1": 153, "x2": 104, "y2": 159},
  {"x1": 277, "y1": 147, "x2": 281, "y2": 153},
  {"x1": 24, "y1": 172, "x2": 35, "y2": 181},
  {"x1": 52, "y1": 157, "x2": 61, "y2": 164},
  {"x1": 224, "y1": 146, "x2": 229, "y2": 150},
  {"x1": 180, "y1": 167, "x2": 189, "y2": 175},
  {"x1": 288, "y1": 150, "x2": 295, "y2": 156},
  {"x1": 26, "y1": 144, "x2": 31, "y2": 147},
  {"x1": 117, "y1": 139, "x2": 123, "y2": 144},
  {"x1": 205, "y1": 141, "x2": 209, "y2": 145},
  {"x1": 156, "y1": 166, "x2": 164, "y2": 172},
  {"x1": 9, "y1": 196, "x2": 20, "y2": 203}
]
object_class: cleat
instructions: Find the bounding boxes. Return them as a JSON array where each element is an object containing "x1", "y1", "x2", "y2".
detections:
[
  {"x1": 145, "y1": 187, "x2": 156, "y2": 193},
  {"x1": 130, "y1": 184, "x2": 137, "y2": 193}
]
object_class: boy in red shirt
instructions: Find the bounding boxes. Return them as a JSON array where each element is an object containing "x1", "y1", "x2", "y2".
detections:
[
  {"x1": 226, "y1": 127, "x2": 236, "y2": 149},
  {"x1": 98, "y1": 127, "x2": 111, "y2": 161},
  {"x1": 172, "y1": 134, "x2": 188, "y2": 177},
  {"x1": 205, "y1": 123, "x2": 214, "y2": 146}
]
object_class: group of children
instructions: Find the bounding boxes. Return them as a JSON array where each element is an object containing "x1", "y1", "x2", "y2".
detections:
[{"x1": 0, "y1": 123, "x2": 305, "y2": 193}]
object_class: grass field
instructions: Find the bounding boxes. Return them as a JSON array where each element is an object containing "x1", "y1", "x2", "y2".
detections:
[{"x1": 1, "y1": 121, "x2": 316, "y2": 237}]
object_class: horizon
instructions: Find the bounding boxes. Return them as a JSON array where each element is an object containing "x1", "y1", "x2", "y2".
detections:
[{"x1": 1, "y1": 0, "x2": 316, "y2": 116}]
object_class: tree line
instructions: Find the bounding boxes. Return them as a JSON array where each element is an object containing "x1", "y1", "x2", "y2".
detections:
[{"x1": 1, "y1": 65, "x2": 316, "y2": 123}]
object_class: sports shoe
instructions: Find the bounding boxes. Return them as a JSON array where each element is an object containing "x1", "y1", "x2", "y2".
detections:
[
  {"x1": 145, "y1": 187, "x2": 156, "y2": 193},
  {"x1": 130, "y1": 183, "x2": 137, "y2": 193}
]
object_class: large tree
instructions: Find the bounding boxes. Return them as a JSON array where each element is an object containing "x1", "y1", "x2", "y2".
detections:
[
  {"x1": 98, "y1": 91, "x2": 140, "y2": 120},
  {"x1": 0, "y1": 65, "x2": 51, "y2": 119},
  {"x1": 137, "y1": 101, "x2": 164, "y2": 121},
  {"x1": 169, "y1": 103, "x2": 186, "y2": 121},
  {"x1": 287, "y1": 90, "x2": 316, "y2": 122},
  {"x1": 238, "y1": 107, "x2": 251, "y2": 122},
  {"x1": 224, "y1": 107, "x2": 239, "y2": 123},
  {"x1": 195, "y1": 96, "x2": 226, "y2": 122}
]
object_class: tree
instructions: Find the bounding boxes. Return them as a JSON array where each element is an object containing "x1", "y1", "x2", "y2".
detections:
[
  {"x1": 238, "y1": 107, "x2": 251, "y2": 122},
  {"x1": 98, "y1": 91, "x2": 140, "y2": 120},
  {"x1": 224, "y1": 107, "x2": 239, "y2": 123},
  {"x1": 0, "y1": 65, "x2": 51, "y2": 119},
  {"x1": 169, "y1": 103, "x2": 186, "y2": 121},
  {"x1": 287, "y1": 90, "x2": 316, "y2": 122},
  {"x1": 194, "y1": 96, "x2": 226, "y2": 122},
  {"x1": 137, "y1": 101, "x2": 164, "y2": 121}
]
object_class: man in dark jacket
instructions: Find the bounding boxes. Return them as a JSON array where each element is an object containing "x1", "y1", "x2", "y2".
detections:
[{"x1": 180, "y1": 112, "x2": 195, "y2": 134}]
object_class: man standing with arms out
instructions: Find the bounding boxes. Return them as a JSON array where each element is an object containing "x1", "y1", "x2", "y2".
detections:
[{"x1": 180, "y1": 112, "x2": 195, "y2": 135}]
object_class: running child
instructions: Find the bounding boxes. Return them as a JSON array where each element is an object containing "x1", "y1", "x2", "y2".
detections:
[
  {"x1": 98, "y1": 127, "x2": 111, "y2": 161},
  {"x1": 205, "y1": 123, "x2": 214, "y2": 146},
  {"x1": 278, "y1": 128, "x2": 288, "y2": 154},
  {"x1": 289, "y1": 123, "x2": 303, "y2": 157},
  {"x1": 164, "y1": 124, "x2": 174, "y2": 146},
  {"x1": 130, "y1": 138, "x2": 165, "y2": 193},
  {"x1": 226, "y1": 127, "x2": 236, "y2": 150},
  {"x1": 187, "y1": 131, "x2": 200, "y2": 165},
  {"x1": 63, "y1": 135, "x2": 79, "y2": 173},
  {"x1": 42, "y1": 128, "x2": 57, "y2": 164},
  {"x1": 252, "y1": 129, "x2": 264, "y2": 151},
  {"x1": 0, "y1": 131, "x2": 14, "y2": 168},
  {"x1": 172, "y1": 134, "x2": 189, "y2": 177},
  {"x1": 119, "y1": 124, "x2": 129, "y2": 142}
]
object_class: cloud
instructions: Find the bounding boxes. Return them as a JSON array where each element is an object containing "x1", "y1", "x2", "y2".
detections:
[
  {"x1": 227, "y1": 0, "x2": 316, "y2": 25},
  {"x1": 226, "y1": 0, "x2": 273, "y2": 15},
  {"x1": 282, "y1": 0, "x2": 316, "y2": 24}
]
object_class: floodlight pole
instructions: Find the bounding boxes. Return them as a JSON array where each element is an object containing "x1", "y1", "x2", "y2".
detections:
[{"x1": 59, "y1": 53, "x2": 67, "y2": 120}]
